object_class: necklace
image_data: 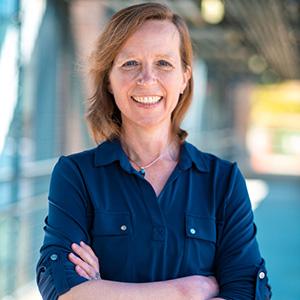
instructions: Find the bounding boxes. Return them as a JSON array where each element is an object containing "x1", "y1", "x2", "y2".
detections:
[
  {"x1": 125, "y1": 141, "x2": 175, "y2": 177},
  {"x1": 128, "y1": 152, "x2": 164, "y2": 176}
]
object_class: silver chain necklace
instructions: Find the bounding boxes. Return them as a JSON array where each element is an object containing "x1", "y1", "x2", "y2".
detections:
[
  {"x1": 128, "y1": 152, "x2": 165, "y2": 176},
  {"x1": 125, "y1": 141, "x2": 175, "y2": 177}
]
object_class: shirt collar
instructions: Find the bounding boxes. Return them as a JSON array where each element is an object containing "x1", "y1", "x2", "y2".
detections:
[
  {"x1": 179, "y1": 141, "x2": 210, "y2": 173},
  {"x1": 94, "y1": 139, "x2": 132, "y2": 173},
  {"x1": 94, "y1": 139, "x2": 209, "y2": 173}
]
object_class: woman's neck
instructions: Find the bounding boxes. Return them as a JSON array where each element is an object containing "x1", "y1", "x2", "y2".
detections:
[{"x1": 120, "y1": 122, "x2": 179, "y2": 166}]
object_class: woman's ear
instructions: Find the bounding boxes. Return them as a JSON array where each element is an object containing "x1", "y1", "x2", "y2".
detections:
[
  {"x1": 107, "y1": 81, "x2": 113, "y2": 94},
  {"x1": 180, "y1": 65, "x2": 191, "y2": 94}
]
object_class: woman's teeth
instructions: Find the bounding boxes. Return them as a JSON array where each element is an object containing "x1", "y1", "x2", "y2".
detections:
[{"x1": 131, "y1": 96, "x2": 162, "y2": 104}]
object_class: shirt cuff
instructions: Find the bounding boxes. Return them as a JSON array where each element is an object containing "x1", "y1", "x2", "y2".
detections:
[
  {"x1": 36, "y1": 250, "x2": 89, "y2": 300},
  {"x1": 255, "y1": 258, "x2": 272, "y2": 300}
]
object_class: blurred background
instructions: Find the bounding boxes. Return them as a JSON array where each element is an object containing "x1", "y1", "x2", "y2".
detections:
[{"x1": 0, "y1": 0, "x2": 299, "y2": 299}]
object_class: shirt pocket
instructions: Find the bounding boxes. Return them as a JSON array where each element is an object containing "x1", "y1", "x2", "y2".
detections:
[
  {"x1": 91, "y1": 210, "x2": 132, "y2": 281},
  {"x1": 184, "y1": 214, "x2": 217, "y2": 273}
]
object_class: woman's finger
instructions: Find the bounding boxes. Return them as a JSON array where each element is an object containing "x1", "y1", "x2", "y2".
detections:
[
  {"x1": 68, "y1": 252, "x2": 97, "y2": 278},
  {"x1": 71, "y1": 243, "x2": 99, "y2": 271},
  {"x1": 75, "y1": 265, "x2": 91, "y2": 280},
  {"x1": 80, "y1": 241, "x2": 99, "y2": 261}
]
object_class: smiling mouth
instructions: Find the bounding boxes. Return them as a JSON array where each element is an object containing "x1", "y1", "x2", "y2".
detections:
[{"x1": 131, "y1": 96, "x2": 163, "y2": 105}]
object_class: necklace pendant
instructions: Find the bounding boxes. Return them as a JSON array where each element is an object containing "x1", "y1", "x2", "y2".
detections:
[{"x1": 139, "y1": 168, "x2": 146, "y2": 176}]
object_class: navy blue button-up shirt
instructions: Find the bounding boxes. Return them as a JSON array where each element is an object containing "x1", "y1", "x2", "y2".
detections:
[{"x1": 36, "y1": 139, "x2": 271, "y2": 299}]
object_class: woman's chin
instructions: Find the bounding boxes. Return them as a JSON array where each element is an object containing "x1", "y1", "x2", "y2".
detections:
[{"x1": 134, "y1": 117, "x2": 171, "y2": 130}]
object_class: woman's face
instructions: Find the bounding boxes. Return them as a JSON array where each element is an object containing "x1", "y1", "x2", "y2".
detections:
[{"x1": 108, "y1": 20, "x2": 191, "y2": 130}]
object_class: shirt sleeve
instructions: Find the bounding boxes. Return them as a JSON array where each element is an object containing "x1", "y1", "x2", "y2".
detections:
[
  {"x1": 36, "y1": 156, "x2": 91, "y2": 300},
  {"x1": 215, "y1": 163, "x2": 272, "y2": 299}
]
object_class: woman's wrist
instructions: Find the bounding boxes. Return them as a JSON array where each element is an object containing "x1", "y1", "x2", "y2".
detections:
[{"x1": 171, "y1": 275, "x2": 219, "y2": 300}]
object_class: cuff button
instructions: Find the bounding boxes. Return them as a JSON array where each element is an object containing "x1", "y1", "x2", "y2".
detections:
[
  {"x1": 259, "y1": 271, "x2": 265, "y2": 279},
  {"x1": 50, "y1": 254, "x2": 58, "y2": 261}
]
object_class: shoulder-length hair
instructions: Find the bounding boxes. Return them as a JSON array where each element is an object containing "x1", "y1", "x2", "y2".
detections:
[{"x1": 86, "y1": 2, "x2": 193, "y2": 144}]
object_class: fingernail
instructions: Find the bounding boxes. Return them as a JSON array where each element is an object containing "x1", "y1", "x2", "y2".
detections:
[
  {"x1": 80, "y1": 241, "x2": 85, "y2": 246},
  {"x1": 72, "y1": 243, "x2": 78, "y2": 249}
]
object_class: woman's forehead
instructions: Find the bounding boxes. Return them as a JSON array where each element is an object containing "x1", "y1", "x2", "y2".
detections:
[
  {"x1": 115, "y1": 20, "x2": 181, "y2": 59},
  {"x1": 126, "y1": 20, "x2": 179, "y2": 42}
]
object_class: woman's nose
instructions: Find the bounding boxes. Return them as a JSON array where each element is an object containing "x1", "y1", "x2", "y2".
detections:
[{"x1": 136, "y1": 66, "x2": 157, "y2": 85}]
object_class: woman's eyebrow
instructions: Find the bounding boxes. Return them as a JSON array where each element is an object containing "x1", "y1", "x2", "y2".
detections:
[
  {"x1": 115, "y1": 50, "x2": 139, "y2": 61},
  {"x1": 116, "y1": 52, "x2": 177, "y2": 61},
  {"x1": 156, "y1": 54, "x2": 176, "y2": 61}
]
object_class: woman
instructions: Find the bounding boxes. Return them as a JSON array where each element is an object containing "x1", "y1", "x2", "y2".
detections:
[{"x1": 36, "y1": 3, "x2": 271, "y2": 300}]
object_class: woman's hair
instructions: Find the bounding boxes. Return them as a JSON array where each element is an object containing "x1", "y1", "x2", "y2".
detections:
[{"x1": 86, "y1": 2, "x2": 194, "y2": 143}]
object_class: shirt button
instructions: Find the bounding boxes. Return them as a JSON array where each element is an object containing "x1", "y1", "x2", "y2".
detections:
[
  {"x1": 50, "y1": 254, "x2": 58, "y2": 261},
  {"x1": 259, "y1": 271, "x2": 265, "y2": 279},
  {"x1": 190, "y1": 228, "x2": 196, "y2": 235},
  {"x1": 120, "y1": 225, "x2": 127, "y2": 231}
]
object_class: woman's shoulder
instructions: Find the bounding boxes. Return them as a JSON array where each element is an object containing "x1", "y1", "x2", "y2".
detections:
[
  {"x1": 66, "y1": 146, "x2": 98, "y2": 159},
  {"x1": 59, "y1": 145, "x2": 98, "y2": 164},
  {"x1": 52, "y1": 141, "x2": 107, "y2": 168},
  {"x1": 184, "y1": 140, "x2": 236, "y2": 173},
  {"x1": 54, "y1": 139, "x2": 120, "y2": 171}
]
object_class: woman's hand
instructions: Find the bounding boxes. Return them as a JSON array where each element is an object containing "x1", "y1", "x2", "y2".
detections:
[
  {"x1": 68, "y1": 242, "x2": 219, "y2": 299},
  {"x1": 68, "y1": 241, "x2": 101, "y2": 281}
]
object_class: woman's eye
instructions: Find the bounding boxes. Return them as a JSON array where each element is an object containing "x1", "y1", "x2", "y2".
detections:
[
  {"x1": 122, "y1": 60, "x2": 138, "y2": 67},
  {"x1": 157, "y1": 60, "x2": 172, "y2": 67}
]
